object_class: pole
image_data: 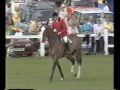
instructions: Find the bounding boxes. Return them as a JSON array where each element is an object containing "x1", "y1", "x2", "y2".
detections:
[
  {"x1": 104, "y1": 29, "x2": 109, "y2": 55},
  {"x1": 39, "y1": 26, "x2": 46, "y2": 57}
]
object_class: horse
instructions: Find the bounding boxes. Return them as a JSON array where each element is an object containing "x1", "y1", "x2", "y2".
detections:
[{"x1": 42, "y1": 25, "x2": 82, "y2": 81}]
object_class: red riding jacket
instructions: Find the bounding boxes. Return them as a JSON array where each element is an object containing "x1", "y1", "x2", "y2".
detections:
[{"x1": 52, "y1": 18, "x2": 68, "y2": 38}]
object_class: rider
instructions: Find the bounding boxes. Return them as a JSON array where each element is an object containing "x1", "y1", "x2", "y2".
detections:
[{"x1": 52, "y1": 12, "x2": 72, "y2": 44}]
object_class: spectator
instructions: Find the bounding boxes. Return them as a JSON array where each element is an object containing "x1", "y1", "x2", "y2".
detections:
[
  {"x1": 103, "y1": 0, "x2": 109, "y2": 11},
  {"x1": 59, "y1": 3, "x2": 68, "y2": 20},
  {"x1": 25, "y1": 0, "x2": 30, "y2": 5},
  {"x1": 6, "y1": 0, "x2": 12, "y2": 25},
  {"x1": 68, "y1": 14, "x2": 80, "y2": 35},
  {"x1": 81, "y1": 18, "x2": 93, "y2": 55},
  {"x1": 104, "y1": 16, "x2": 114, "y2": 33},
  {"x1": 93, "y1": 0, "x2": 98, "y2": 7},
  {"x1": 11, "y1": 6, "x2": 23, "y2": 34},
  {"x1": 12, "y1": 6, "x2": 30, "y2": 35},
  {"x1": 104, "y1": 16, "x2": 114, "y2": 54},
  {"x1": 12, "y1": 6, "x2": 22, "y2": 22},
  {"x1": 98, "y1": 0, "x2": 104, "y2": 9},
  {"x1": 55, "y1": 0, "x2": 64, "y2": 7},
  {"x1": 94, "y1": 18, "x2": 104, "y2": 55},
  {"x1": 87, "y1": 15, "x2": 96, "y2": 54},
  {"x1": 29, "y1": 17, "x2": 42, "y2": 35},
  {"x1": 100, "y1": 12, "x2": 107, "y2": 24},
  {"x1": 19, "y1": 4, "x2": 31, "y2": 23},
  {"x1": 88, "y1": 15, "x2": 96, "y2": 25}
]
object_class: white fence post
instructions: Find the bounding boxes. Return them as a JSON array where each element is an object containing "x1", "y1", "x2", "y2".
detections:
[
  {"x1": 39, "y1": 26, "x2": 46, "y2": 57},
  {"x1": 104, "y1": 29, "x2": 109, "y2": 55},
  {"x1": 39, "y1": 33, "x2": 45, "y2": 57},
  {"x1": 40, "y1": 42, "x2": 45, "y2": 57}
]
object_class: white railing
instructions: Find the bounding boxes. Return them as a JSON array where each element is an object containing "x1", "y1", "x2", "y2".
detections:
[
  {"x1": 77, "y1": 32, "x2": 114, "y2": 55},
  {"x1": 6, "y1": 30, "x2": 114, "y2": 56}
]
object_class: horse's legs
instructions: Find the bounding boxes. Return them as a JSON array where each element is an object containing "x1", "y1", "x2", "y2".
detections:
[
  {"x1": 76, "y1": 63, "x2": 81, "y2": 79},
  {"x1": 75, "y1": 52, "x2": 82, "y2": 79},
  {"x1": 56, "y1": 61, "x2": 64, "y2": 80},
  {"x1": 65, "y1": 55, "x2": 75, "y2": 73},
  {"x1": 49, "y1": 56, "x2": 58, "y2": 81}
]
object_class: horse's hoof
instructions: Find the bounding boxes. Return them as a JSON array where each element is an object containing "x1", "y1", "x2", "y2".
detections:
[
  {"x1": 60, "y1": 77, "x2": 64, "y2": 81},
  {"x1": 71, "y1": 65, "x2": 74, "y2": 73},
  {"x1": 76, "y1": 76, "x2": 80, "y2": 79},
  {"x1": 71, "y1": 70, "x2": 74, "y2": 73}
]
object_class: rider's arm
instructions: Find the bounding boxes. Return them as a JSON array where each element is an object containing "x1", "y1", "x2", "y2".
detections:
[
  {"x1": 52, "y1": 22, "x2": 57, "y2": 32},
  {"x1": 60, "y1": 20, "x2": 67, "y2": 33}
]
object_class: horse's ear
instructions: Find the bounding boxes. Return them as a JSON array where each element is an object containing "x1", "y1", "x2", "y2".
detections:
[{"x1": 46, "y1": 21, "x2": 49, "y2": 26}]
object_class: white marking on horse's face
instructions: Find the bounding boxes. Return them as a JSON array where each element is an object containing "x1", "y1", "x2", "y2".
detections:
[{"x1": 41, "y1": 26, "x2": 46, "y2": 32}]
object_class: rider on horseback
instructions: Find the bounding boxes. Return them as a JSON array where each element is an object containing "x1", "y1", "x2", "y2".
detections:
[{"x1": 52, "y1": 12, "x2": 72, "y2": 44}]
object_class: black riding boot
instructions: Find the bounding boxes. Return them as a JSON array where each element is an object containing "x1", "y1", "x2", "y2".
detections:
[
  {"x1": 65, "y1": 43, "x2": 74, "y2": 55},
  {"x1": 65, "y1": 43, "x2": 69, "y2": 50},
  {"x1": 65, "y1": 43, "x2": 69, "y2": 54}
]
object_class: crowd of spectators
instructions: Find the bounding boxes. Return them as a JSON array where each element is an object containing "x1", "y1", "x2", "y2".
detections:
[
  {"x1": 51, "y1": 1, "x2": 113, "y2": 55},
  {"x1": 5, "y1": 0, "x2": 114, "y2": 55}
]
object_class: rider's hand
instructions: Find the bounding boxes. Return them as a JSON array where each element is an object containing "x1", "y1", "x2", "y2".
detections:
[
  {"x1": 53, "y1": 29, "x2": 57, "y2": 32},
  {"x1": 58, "y1": 32, "x2": 61, "y2": 35}
]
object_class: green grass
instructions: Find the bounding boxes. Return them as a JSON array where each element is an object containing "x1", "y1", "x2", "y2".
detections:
[{"x1": 6, "y1": 55, "x2": 113, "y2": 90}]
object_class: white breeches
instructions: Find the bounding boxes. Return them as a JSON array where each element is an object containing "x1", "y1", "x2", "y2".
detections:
[
  {"x1": 63, "y1": 36, "x2": 72, "y2": 43},
  {"x1": 63, "y1": 36, "x2": 68, "y2": 43}
]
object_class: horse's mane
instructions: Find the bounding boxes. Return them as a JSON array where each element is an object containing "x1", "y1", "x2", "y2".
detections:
[{"x1": 45, "y1": 26, "x2": 62, "y2": 47}]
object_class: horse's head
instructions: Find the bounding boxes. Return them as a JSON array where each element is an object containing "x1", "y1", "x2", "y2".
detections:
[
  {"x1": 41, "y1": 22, "x2": 53, "y2": 42},
  {"x1": 42, "y1": 25, "x2": 60, "y2": 43},
  {"x1": 41, "y1": 26, "x2": 48, "y2": 42}
]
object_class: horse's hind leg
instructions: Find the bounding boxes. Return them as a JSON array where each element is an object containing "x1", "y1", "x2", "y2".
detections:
[
  {"x1": 56, "y1": 61, "x2": 64, "y2": 80},
  {"x1": 65, "y1": 55, "x2": 75, "y2": 73},
  {"x1": 75, "y1": 53, "x2": 82, "y2": 79}
]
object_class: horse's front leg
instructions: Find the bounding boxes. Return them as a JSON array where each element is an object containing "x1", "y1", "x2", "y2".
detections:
[
  {"x1": 56, "y1": 61, "x2": 64, "y2": 80},
  {"x1": 49, "y1": 56, "x2": 58, "y2": 81}
]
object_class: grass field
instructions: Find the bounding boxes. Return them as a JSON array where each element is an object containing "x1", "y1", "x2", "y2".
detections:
[{"x1": 6, "y1": 55, "x2": 113, "y2": 90}]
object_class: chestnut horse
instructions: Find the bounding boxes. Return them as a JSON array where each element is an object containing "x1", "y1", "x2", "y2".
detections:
[{"x1": 42, "y1": 25, "x2": 82, "y2": 81}]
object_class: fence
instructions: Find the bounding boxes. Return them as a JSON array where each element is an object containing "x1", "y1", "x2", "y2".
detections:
[{"x1": 6, "y1": 30, "x2": 114, "y2": 56}]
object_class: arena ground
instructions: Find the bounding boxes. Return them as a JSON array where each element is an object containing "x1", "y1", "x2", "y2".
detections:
[{"x1": 6, "y1": 55, "x2": 113, "y2": 90}]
